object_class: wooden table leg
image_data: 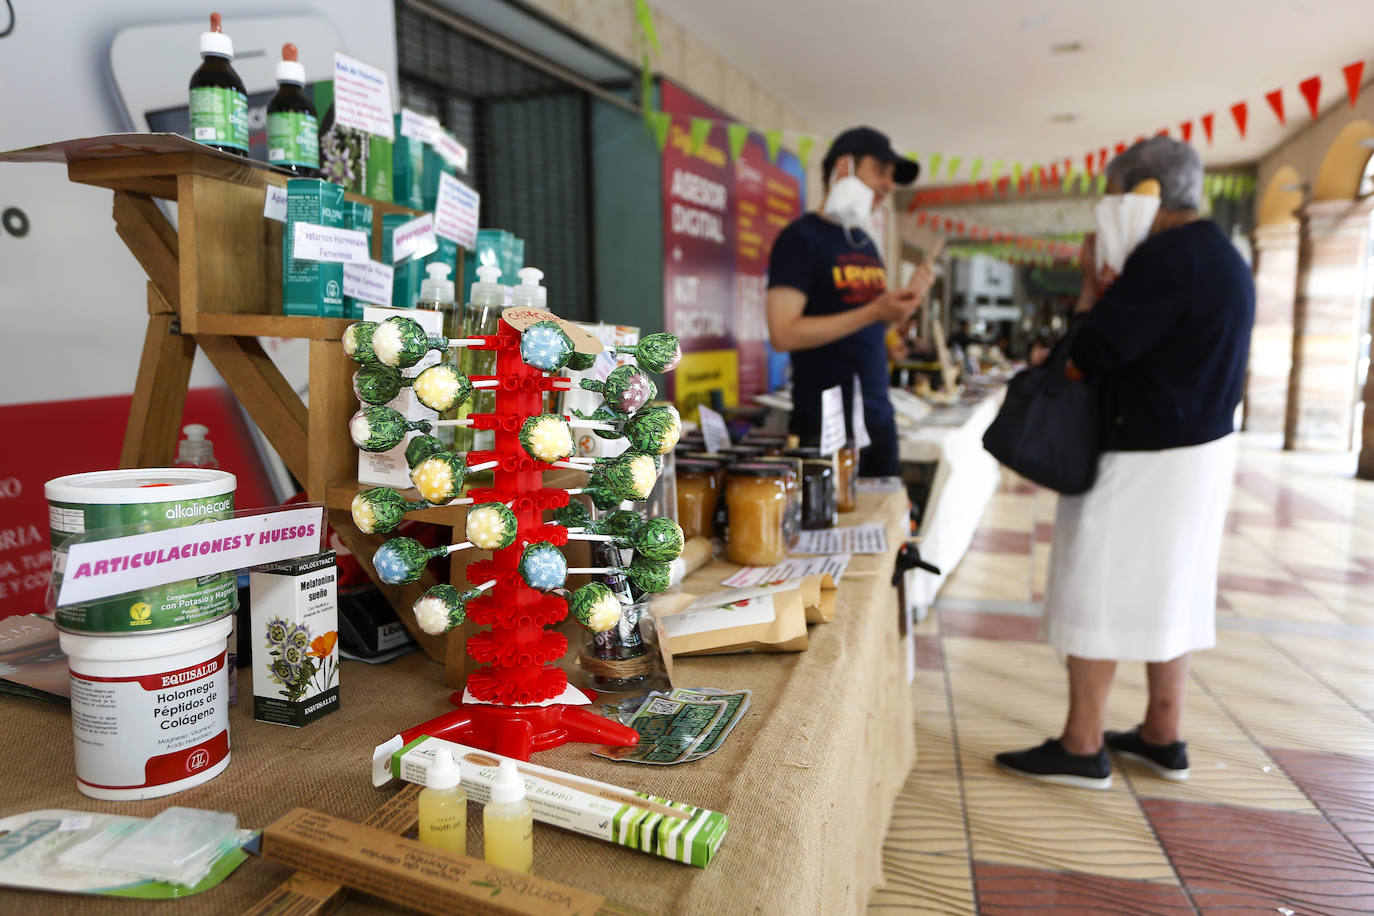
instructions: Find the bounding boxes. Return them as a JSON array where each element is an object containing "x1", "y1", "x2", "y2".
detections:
[{"x1": 120, "y1": 284, "x2": 196, "y2": 468}]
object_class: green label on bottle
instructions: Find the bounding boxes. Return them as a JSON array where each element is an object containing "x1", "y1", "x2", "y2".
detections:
[
  {"x1": 190, "y1": 86, "x2": 249, "y2": 152},
  {"x1": 267, "y1": 110, "x2": 320, "y2": 168}
]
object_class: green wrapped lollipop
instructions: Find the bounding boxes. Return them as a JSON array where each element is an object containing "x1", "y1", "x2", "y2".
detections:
[
  {"x1": 519, "y1": 542, "x2": 569, "y2": 592},
  {"x1": 410, "y1": 452, "x2": 468, "y2": 504},
  {"x1": 520, "y1": 320, "x2": 575, "y2": 372},
  {"x1": 342, "y1": 321, "x2": 380, "y2": 365},
  {"x1": 631, "y1": 517, "x2": 685, "y2": 563},
  {"x1": 351, "y1": 487, "x2": 429, "y2": 535},
  {"x1": 412, "y1": 584, "x2": 476, "y2": 636},
  {"x1": 624, "y1": 406, "x2": 681, "y2": 455},
  {"x1": 405, "y1": 434, "x2": 447, "y2": 469},
  {"x1": 566, "y1": 350, "x2": 598, "y2": 372},
  {"x1": 350, "y1": 406, "x2": 431, "y2": 453},
  {"x1": 617, "y1": 332, "x2": 682, "y2": 373},
  {"x1": 567, "y1": 582, "x2": 623, "y2": 633},
  {"x1": 584, "y1": 485, "x2": 623, "y2": 512},
  {"x1": 519, "y1": 413, "x2": 575, "y2": 463},
  {"x1": 595, "y1": 452, "x2": 659, "y2": 501},
  {"x1": 465, "y1": 502, "x2": 518, "y2": 551},
  {"x1": 371, "y1": 316, "x2": 437, "y2": 369},
  {"x1": 579, "y1": 365, "x2": 656, "y2": 415},
  {"x1": 373, "y1": 536, "x2": 437, "y2": 586},
  {"x1": 552, "y1": 501, "x2": 593, "y2": 530},
  {"x1": 626, "y1": 556, "x2": 672, "y2": 594},
  {"x1": 593, "y1": 510, "x2": 643, "y2": 539},
  {"x1": 353, "y1": 364, "x2": 406, "y2": 405},
  {"x1": 572, "y1": 405, "x2": 623, "y2": 441},
  {"x1": 413, "y1": 363, "x2": 473, "y2": 413}
]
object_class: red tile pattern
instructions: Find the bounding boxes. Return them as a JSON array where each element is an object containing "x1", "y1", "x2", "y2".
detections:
[
  {"x1": 938, "y1": 609, "x2": 1043, "y2": 642},
  {"x1": 1215, "y1": 573, "x2": 1311, "y2": 596},
  {"x1": 1142, "y1": 798, "x2": 1374, "y2": 914},
  {"x1": 1267, "y1": 748, "x2": 1374, "y2": 863},
  {"x1": 1233, "y1": 469, "x2": 1346, "y2": 523},
  {"x1": 913, "y1": 634, "x2": 945, "y2": 670},
  {"x1": 974, "y1": 862, "x2": 1195, "y2": 916},
  {"x1": 970, "y1": 529, "x2": 1034, "y2": 554},
  {"x1": 1285, "y1": 564, "x2": 1374, "y2": 586}
]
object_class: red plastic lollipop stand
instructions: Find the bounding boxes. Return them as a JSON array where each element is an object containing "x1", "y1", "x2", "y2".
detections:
[{"x1": 399, "y1": 321, "x2": 639, "y2": 760}]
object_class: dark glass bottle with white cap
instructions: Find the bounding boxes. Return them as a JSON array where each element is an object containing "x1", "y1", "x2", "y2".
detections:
[
  {"x1": 266, "y1": 43, "x2": 320, "y2": 177},
  {"x1": 188, "y1": 13, "x2": 249, "y2": 158}
]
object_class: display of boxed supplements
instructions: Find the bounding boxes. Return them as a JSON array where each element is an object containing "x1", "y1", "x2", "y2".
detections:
[
  {"x1": 393, "y1": 110, "x2": 428, "y2": 211},
  {"x1": 283, "y1": 178, "x2": 346, "y2": 316},
  {"x1": 342, "y1": 200, "x2": 374, "y2": 318},
  {"x1": 383, "y1": 211, "x2": 423, "y2": 310},
  {"x1": 250, "y1": 551, "x2": 339, "y2": 727}
]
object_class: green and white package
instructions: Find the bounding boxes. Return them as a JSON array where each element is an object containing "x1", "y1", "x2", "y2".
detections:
[
  {"x1": 283, "y1": 178, "x2": 346, "y2": 316},
  {"x1": 375, "y1": 736, "x2": 729, "y2": 867},
  {"x1": 266, "y1": 110, "x2": 320, "y2": 170},
  {"x1": 189, "y1": 86, "x2": 249, "y2": 152},
  {"x1": 342, "y1": 200, "x2": 374, "y2": 318}
]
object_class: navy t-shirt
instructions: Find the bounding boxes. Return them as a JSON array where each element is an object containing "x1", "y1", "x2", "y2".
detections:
[{"x1": 767, "y1": 213, "x2": 895, "y2": 461}]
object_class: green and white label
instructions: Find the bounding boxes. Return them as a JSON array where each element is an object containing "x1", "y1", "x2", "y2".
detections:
[
  {"x1": 267, "y1": 110, "x2": 320, "y2": 168},
  {"x1": 189, "y1": 86, "x2": 249, "y2": 152}
]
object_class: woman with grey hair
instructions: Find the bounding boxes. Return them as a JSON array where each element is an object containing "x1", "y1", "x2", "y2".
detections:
[{"x1": 996, "y1": 136, "x2": 1254, "y2": 789}]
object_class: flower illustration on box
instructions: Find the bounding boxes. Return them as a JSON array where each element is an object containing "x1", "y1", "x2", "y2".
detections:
[
  {"x1": 308, "y1": 630, "x2": 339, "y2": 693},
  {"x1": 265, "y1": 616, "x2": 332, "y2": 702}
]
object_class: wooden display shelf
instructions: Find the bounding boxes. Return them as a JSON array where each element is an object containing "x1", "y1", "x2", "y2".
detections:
[{"x1": 1, "y1": 134, "x2": 471, "y2": 678}]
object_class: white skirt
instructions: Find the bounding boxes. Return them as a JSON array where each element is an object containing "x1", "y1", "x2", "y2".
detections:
[{"x1": 1043, "y1": 434, "x2": 1237, "y2": 662}]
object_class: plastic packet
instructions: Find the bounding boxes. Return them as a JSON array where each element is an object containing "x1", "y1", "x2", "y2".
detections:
[
  {"x1": 110, "y1": 807, "x2": 240, "y2": 887},
  {"x1": 56, "y1": 817, "x2": 145, "y2": 875}
]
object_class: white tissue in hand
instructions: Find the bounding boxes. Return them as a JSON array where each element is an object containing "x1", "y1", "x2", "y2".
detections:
[{"x1": 1094, "y1": 192, "x2": 1161, "y2": 274}]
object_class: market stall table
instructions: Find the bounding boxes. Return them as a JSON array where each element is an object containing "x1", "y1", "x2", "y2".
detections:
[{"x1": 0, "y1": 488, "x2": 912, "y2": 915}]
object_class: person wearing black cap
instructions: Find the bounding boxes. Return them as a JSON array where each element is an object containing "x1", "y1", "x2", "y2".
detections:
[{"x1": 766, "y1": 126, "x2": 932, "y2": 476}]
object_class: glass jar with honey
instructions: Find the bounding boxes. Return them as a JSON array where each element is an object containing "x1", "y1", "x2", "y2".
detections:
[{"x1": 724, "y1": 464, "x2": 790, "y2": 566}]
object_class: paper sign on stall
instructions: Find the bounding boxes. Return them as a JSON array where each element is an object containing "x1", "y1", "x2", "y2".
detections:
[
  {"x1": 333, "y1": 52, "x2": 394, "y2": 139},
  {"x1": 343, "y1": 260, "x2": 394, "y2": 307},
  {"x1": 390, "y1": 214, "x2": 438, "y2": 262},
  {"x1": 433, "y1": 173, "x2": 480, "y2": 249},
  {"x1": 398, "y1": 108, "x2": 439, "y2": 143},
  {"x1": 696, "y1": 405, "x2": 731, "y2": 454},
  {"x1": 792, "y1": 522, "x2": 888, "y2": 556},
  {"x1": 434, "y1": 131, "x2": 469, "y2": 172},
  {"x1": 263, "y1": 185, "x2": 288, "y2": 222},
  {"x1": 292, "y1": 223, "x2": 370, "y2": 263},
  {"x1": 720, "y1": 554, "x2": 851, "y2": 588},
  {"x1": 819, "y1": 386, "x2": 846, "y2": 456},
  {"x1": 851, "y1": 374, "x2": 871, "y2": 450}
]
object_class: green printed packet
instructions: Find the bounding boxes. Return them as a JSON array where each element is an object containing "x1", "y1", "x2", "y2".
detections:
[
  {"x1": 593, "y1": 696, "x2": 727, "y2": 765},
  {"x1": 670, "y1": 688, "x2": 752, "y2": 758}
]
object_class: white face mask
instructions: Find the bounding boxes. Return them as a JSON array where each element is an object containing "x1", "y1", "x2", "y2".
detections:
[
  {"x1": 823, "y1": 156, "x2": 875, "y2": 233},
  {"x1": 1093, "y1": 192, "x2": 1160, "y2": 274}
]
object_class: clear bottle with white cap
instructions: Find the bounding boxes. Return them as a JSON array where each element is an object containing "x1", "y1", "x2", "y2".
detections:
[
  {"x1": 188, "y1": 13, "x2": 249, "y2": 157},
  {"x1": 455, "y1": 264, "x2": 509, "y2": 452},
  {"x1": 482, "y1": 759, "x2": 533, "y2": 873},
  {"x1": 172, "y1": 424, "x2": 219, "y2": 469},
  {"x1": 511, "y1": 267, "x2": 548, "y2": 312},
  {"x1": 416, "y1": 262, "x2": 457, "y2": 328},
  {"x1": 418, "y1": 748, "x2": 468, "y2": 856},
  {"x1": 266, "y1": 43, "x2": 319, "y2": 177}
]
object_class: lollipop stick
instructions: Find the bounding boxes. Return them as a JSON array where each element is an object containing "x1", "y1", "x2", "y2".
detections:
[
  {"x1": 445, "y1": 338, "x2": 487, "y2": 348},
  {"x1": 565, "y1": 418, "x2": 619, "y2": 431},
  {"x1": 470, "y1": 461, "x2": 499, "y2": 473},
  {"x1": 471, "y1": 379, "x2": 500, "y2": 389},
  {"x1": 440, "y1": 542, "x2": 475, "y2": 556},
  {"x1": 566, "y1": 532, "x2": 617, "y2": 542},
  {"x1": 566, "y1": 567, "x2": 623, "y2": 575},
  {"x1": 551, "y1": 461, "x2": 594, "y2": 472},
  {"x1": 473, "y1": 579, "x2": 497, "y2": 593}
]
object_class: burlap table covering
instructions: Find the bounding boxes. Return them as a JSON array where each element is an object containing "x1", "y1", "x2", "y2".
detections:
[{"x1": 0, "y1": 490, "x2": 913, "y2": 915}]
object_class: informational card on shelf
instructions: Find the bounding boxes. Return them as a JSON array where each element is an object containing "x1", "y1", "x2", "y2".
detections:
[
  {"x1": 792, "y1": 523, "x2": 888, "y2": 556},
  {"x1": 389, "y1": 214, "x2": 437, "y2": 263},
  {"x1": 851, "y1": 373, "x2": 871, "y2": 449},
  {"x1": 819, "y1": 385, "x2": 846, "y2": 456},
  {"x1": 398, "y1": 108, "x2": 439, "y2": 143},
  {"x1": 434, "y1": 132, "x2": 469, "y2": 172},
  {"x1": 433, "y1": 173, "x2": 480, "y2": 249},
  {"x1": 263, "y1": 184, "x2": 288, "y2": 222},
  {"x1": 719, "y1": 554, "x2": 851, "y2": 588},
  {"x1": 333, "y1": 52, "x2": 394, "y2": 140},
  {"x1": 291, "y1": 223, "x2": 369, "y2": 263},
  {"x1": 343, "y1": 260, "x2": 394, "y2": 308},
  {"x1": 696, "y1": 405, "x2": 731, "y2": 454}
]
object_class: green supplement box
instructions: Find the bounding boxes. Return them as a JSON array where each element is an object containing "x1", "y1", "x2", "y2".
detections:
[
  {"x1": 382, "y1": 212, "x2": 422, "y2": 309},
  {"x1": 393, "y1": 112, "x2": 426, "y2": 211},
  {"x1": 342, "y1": 200, "x2": 374, "y2": 318},
  {"x1": 283, "y1": 178, "x2": 346, "y2": 316},
  {"x1": 314, "y1": 80, "x2": 394, "y2": 203}
]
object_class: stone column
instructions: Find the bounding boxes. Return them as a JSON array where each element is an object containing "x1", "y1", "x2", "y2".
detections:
[
  {"x1": 1360, "y1": 299, "x2": 1374, "y2": 479},
  {"x1": 1245, "y1": 223, "x2": 1301, "y2": 434},
  {"x1": 1285, "y1": 198, "x2": 1373, "y2": 451}
]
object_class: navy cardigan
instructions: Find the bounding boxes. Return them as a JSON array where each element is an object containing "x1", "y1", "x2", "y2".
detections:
[{"x1": 1070, "y1": 220, "x2": 1255, "y2": 452}]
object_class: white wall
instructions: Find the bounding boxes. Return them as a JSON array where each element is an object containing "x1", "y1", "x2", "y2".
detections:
[{"x1": 0, "y1": 1, "x2": 396, "y2": 406}]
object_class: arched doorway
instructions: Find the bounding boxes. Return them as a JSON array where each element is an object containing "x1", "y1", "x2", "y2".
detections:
[{"x1": 1246, "y1": 167, "x2": 1304, "y2": 435}]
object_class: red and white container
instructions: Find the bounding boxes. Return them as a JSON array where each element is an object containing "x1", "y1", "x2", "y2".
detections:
[{"x1": 59, "y1": 617, "x2": 232, "y2": 800}]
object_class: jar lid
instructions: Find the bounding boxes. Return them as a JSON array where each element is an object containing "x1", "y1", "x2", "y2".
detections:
[
  {"x1": 676, "y1": 459, "x2": 718, "y2": 471},
  {"x1": 801, "y1": 459, "x2": 834, "y2": 472},
  {"x1": 784, "y1": 447, "x2": 824, "y2": 458},
  {"x1": 721, "y1": 445, "x2": 766, "y2": 457},
  {"x1": 743, "y1": 434, "x2": 786, "y2": 444},
  {"x1": 682, "y1": 451, "x2": 729, "y2": 463},
  {"x1": 727, "y1": 463, "x2": 789, "y2": 477}
]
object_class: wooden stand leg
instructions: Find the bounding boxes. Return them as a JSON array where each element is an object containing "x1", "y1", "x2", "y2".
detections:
[
  {"x1": 121, "y1": 284, "x2": 196, "y2": 468},
  {"x1": 195, "y1": 334, "x2": 309, "y2": 484}
]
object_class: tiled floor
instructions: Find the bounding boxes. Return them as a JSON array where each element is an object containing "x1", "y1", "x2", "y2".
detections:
[{"x1": 870, "y1": 437, "x2": 1374, "y2": 914}]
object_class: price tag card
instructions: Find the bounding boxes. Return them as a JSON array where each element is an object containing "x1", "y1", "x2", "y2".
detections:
[
  {"x1": 291, "y1": 223, "x2": 370, "y2": 264},
  {"x1": 399, "y1": 108, "x2": 439, "y2": 144},
  {"x1": 343, "y1": 260, "x2": 394, "y2": 307},
  {"x1": 819, "y1": 385, "x2": 846, "y2": 456},
  {"x1": 697, "y1": 405, "x2": 732, "y2": 454},
  {"x1": 263, "y1": 184, "x2": 288, "y2": 222},
  {"x1": 390, "y1": 214, "x2": 438, "y2": 262},
  {"x1": 435, "y1": 131, "x2": 469, "y2": 172},
  {"x1": 851, "y1": 374, "x2": 872, "y2": 450},
  {"x1": 333, "y1": 52, "x2": 394, "y2": 139},
  {"x1": 434, "y1": 173, "x2": 480, "y2": 248}
]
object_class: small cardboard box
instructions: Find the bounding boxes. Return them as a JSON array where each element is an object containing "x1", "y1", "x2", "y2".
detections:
[
  {"x1": 283, "y1": 178, "x2": 346, "y2": 316},
  {"x1": 250, "y1": 551, "x2": 340, "y2": 727},
  {"x1": 342, "y1": 200, "x2": 374, "y2": 318},
  {"x1": 259, "y1": 807, "x2": 627, "y2": 916}
]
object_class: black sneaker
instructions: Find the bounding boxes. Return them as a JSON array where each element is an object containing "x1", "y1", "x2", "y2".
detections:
[
  {"x1": 994, "y1": 739, "x2": 1112, "y2": 789},
  {"x1": 1105, "y1": 726, "x2": 1190, "y2": 780}
]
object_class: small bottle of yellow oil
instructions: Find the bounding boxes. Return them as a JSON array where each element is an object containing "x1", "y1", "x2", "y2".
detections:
[
  {"x1": 418, "y1": 749, "x2": 467, "y2": 856},
  {"x1": 483, "y1": 759, "x2": 533, "y2": 873}
]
